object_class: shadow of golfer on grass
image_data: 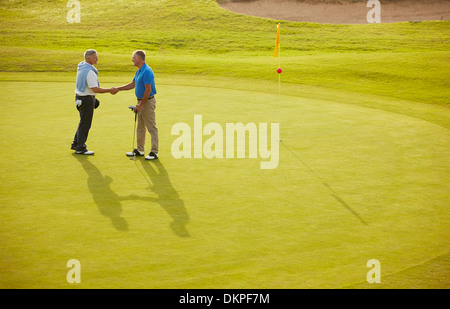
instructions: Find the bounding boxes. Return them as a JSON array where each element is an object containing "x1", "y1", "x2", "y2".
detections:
[
  {"x1": 136, "y1": 159, "x2": 190, "y2": 238},
  {"x1": 281, "y1": 142, "x2": 367, "y2": 226},
  {"x1": 73, "y1": 154, "x2": 129, "y2": 231}
]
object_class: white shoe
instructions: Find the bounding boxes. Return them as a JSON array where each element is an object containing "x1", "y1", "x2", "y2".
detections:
[
  {"x1": 76, "y1": 150, "x2": 94, "y2": 155},
  {"x1": 145, "y1": 152, "x2": 158, "y2": 160},
  {"x1": 126, "y1": 149, "x2": 144, "y2": 157}
]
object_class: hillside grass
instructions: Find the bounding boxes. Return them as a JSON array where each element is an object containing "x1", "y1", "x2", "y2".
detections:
[{"x1": 0, "y1": 0, "x2": 449, "y2": 127}]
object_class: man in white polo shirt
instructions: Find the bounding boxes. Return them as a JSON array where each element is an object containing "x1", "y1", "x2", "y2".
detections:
[{"x1": 71, "y1": 49, "x2": 117, "y2": 155}]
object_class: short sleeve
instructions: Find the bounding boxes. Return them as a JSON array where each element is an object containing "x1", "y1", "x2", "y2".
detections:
[
  {"x1": 86, "y1": 70, "x2": 99, "y2": 88},
  {"x1": 143, "y1": 70, "x2": 154, "y2": 85}
]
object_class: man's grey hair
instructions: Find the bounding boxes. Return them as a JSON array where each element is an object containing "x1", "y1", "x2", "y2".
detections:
[
  {"x1": 84, "y1": 49, "x2": 97, "y2": 60},
  {"x1": 133, "y1": 50, "x2": 146, "y2": 61}
]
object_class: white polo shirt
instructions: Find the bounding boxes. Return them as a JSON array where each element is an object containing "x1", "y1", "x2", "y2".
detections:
[{"x1": 75, "y1": 70, "x2": 99, "y2": 96}]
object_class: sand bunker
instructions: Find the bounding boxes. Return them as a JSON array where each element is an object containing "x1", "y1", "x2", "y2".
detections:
[{"x1": 219, "y1": 0, "x2": 450, "y2": 24}]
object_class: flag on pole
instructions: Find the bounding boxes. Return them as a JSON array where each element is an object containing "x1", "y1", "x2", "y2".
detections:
[
  {"x1": 274, "y1": 23, "x2": 280, "y2": 58},
  {"x1": 274, "y1": 23, "x2": 281, "y2": 142}
]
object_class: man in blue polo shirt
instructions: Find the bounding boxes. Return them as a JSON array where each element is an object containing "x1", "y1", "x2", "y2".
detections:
[{"x1": 114, "y1": 50, "x2": 159, "y2": 160}]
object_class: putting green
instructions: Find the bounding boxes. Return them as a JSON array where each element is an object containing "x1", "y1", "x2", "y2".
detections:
[{"x1": 0, "y1": 74, "x2": 448, "y2": 288}]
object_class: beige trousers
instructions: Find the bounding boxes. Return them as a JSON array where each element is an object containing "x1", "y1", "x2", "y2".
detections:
[{"x1": 136, "y1": 96, "x2": 158, "y2": 154}]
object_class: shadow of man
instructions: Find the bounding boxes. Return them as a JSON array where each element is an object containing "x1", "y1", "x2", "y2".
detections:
[
  {"x1": 73, "y1": 154, "x2": 129, "y2": 231},
  {"x1": 281, "y1": 142, "x2": 367, "y2": 225},
  {"x1": 137, "y1": 159, "x2": 190, "y2": 237}
]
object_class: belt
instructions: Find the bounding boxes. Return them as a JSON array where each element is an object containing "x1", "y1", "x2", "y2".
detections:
[{"x1": 137, "y1": 96, "x2": 154, "y2": 100}]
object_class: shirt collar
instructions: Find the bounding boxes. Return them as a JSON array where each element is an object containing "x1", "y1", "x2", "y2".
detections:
[{"x1": 138, "y1": 62, "x2": 148, "y2": 72}]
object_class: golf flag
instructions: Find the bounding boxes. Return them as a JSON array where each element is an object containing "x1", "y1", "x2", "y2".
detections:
[
  {"x1": 275, "y1": 23, "x2": 282, "y2": 142},
  {"x1": 274, "y1": 24, "x2": 280, "y2": 58}
]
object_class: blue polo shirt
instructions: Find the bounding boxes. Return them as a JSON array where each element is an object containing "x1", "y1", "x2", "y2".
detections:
[{"x1": 133, "y1": 63, "x2": 157, "y2": 98}]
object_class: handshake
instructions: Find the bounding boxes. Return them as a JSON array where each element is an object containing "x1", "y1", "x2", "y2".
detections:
[
  {"x1": 103, "y1": 81, "x2": 134, "y2": 97},
  {"x1": 109, "y1": 87, "x2": 119, "y2": 95}
]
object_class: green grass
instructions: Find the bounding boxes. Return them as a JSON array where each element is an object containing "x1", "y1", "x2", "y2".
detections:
[
  {"x1": 0, "y1": 0, "x2": 449, "y2": 288},
  {"x1": 1, "y1": 75, "x2": 449, "y2": 288}
]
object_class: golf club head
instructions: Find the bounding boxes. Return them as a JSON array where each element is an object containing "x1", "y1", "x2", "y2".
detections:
[{"x1": 128, "y1": 105, "x2": 135, "y2": 112}]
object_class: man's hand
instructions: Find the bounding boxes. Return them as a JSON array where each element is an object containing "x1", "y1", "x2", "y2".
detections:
[
  {"x1": 116, "y1": 81, "x2": 135, "y2": 92},
  {"x1": 110, "y1": 87, "x2": 118, "y2": 95},
  {"x1": 134, "y1": 84, "x2": 151, "y2": 112}
]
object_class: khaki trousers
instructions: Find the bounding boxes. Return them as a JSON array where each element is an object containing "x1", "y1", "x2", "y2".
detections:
[{"x1": 136, "y1": 96, "x2": 158, "y2": 154}]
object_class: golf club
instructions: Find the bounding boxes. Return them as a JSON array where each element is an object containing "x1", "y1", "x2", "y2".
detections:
[{"x1": 129, "y1": 106, "x2": 137, "y2": 160}]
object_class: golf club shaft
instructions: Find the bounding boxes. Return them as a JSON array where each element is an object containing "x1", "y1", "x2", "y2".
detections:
[{"x1": 132, "y1": 112, "x2": 137, "y2": 153}]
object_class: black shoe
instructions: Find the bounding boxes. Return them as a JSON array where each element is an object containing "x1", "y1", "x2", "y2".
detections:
[
  {"x1": 71, "y1": 143, "x2": 86, "y2": 150},
  {"x1": 145, "y1": 152, "x2": 158, "y2": 160}
]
